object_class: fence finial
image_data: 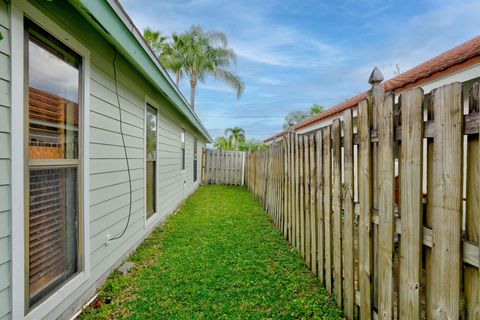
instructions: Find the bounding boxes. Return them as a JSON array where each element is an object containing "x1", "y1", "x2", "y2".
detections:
[{"x1": 368, "y1": 67, "x2": 384, "y2": 85}]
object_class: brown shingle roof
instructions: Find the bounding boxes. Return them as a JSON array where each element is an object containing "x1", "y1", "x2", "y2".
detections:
[{"x1": 265, "y1": 35, "x2": 480, "y2": 142}]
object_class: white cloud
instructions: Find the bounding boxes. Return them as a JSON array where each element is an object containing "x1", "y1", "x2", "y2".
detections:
[{"x1": 120, "y1": 0, "x2": 480, "y2": 140}]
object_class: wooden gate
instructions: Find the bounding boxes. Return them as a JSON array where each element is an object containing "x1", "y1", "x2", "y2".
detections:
[{"x1": 203, "y1": 149, "x2": 245, "y2": 185}]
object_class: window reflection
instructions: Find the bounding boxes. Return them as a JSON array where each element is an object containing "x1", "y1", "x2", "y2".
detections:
[{"x1": 28, "y1": 38, "x2": 79, "y2": 160}]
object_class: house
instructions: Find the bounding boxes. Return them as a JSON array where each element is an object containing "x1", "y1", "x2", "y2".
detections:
[
  {"x1": 0, "y1": 0, "x2": 211, "y2": 319},
  {"x1": 265, "y1": 35, "x2": 480, "y2": 142}
]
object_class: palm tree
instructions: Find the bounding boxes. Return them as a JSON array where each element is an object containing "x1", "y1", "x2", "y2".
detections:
[
  {"x1": 143, "y1": 28, "x2": 169, "y2": 57},
  {"x1": 310, "y1": 103, "x2": 325, "y2": 115},
  {"x1": 171, "y1": 26, "x2": 245, "y2": 109},
  {"x1": 143, "y1": 27, "x2": 184, "y2": 86},
  {"x1": 225, "y1": 127, "x2": 246, "y2": 148},
  {"x1": 213, "y1": 136, "x2": 232, "y2": 150}
]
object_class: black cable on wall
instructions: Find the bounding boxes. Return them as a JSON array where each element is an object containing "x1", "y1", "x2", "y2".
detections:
[{"x1": 109, "y1": 49, "x2": 133, "y2": 242}]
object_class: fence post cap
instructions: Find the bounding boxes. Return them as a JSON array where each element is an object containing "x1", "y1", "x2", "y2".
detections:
[{"x1": 368, "y1": 67, "x2": 384, "y2": 85}]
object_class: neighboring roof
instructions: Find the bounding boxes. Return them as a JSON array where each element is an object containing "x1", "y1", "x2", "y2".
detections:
[
  {"x1": 68, "y1": 0, "x2": 212, "y2": 142},
  {"x1": 265, "y1": 35, "x2": 480, "y2": 142}
]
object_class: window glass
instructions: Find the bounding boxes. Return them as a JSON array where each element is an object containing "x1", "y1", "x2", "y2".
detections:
[
  {"x1": 28, "y1": 167, "x2": 78, "y2": 306},
  {"x1": 181, "y1": 129, "x2": 185, "y2": 170},
  {"x1": 146, "y1": 105, "x2": 157, "y2": 217},
  {"x1": 28, "y1": 33, "x2": 80, "y2": 160},
  {"x1": 26, "y1": 21, "x2": 81, "y2": 308},
  {"x1": 193, "y1": 137, "x2": 198, "y2": 182},
  {"x1": 146, "y1": 105, "x2": 157, "y2": 162}
]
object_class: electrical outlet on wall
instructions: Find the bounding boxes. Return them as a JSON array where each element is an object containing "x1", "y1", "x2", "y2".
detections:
[{"x1": 105, "y1": 234, "x2": 111, "y2": 246}]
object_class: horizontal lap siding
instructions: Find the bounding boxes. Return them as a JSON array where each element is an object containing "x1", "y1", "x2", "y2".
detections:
[
  {"x1": 18, "y1": 1, "x2": 208, "y2": 319},
  {"x1": 0, "y1": 1, "x2": 11, "y2": 319}
]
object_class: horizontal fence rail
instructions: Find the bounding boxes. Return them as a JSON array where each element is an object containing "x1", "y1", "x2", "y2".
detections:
[
  {"x1": 203, "y1": 149, "x2": 245, "y2": 185},
  {"x1": 245, "y1": 70, "x2": 480, "y2": 319}
]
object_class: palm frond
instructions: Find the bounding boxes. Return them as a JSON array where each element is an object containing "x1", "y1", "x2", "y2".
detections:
[{"x1": 212, "y1": 68, "x2": 245, "y2": 99}]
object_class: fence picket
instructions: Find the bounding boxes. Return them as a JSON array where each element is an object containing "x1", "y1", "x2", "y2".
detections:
[
  {"x1": 465, "y1": 82, "x2": 480, "y2": 319},
  {"x1": 332, "y1": 119, "x2": 343, "y2": 306},
  {"x1": 295, "y1": 133, "x2": 301, "y2": 250},
  {"x1": 342, "y1": 109, "x2": 355, "y2": 319},
  {"x1": 291, "y1": 132, "x2": 295, "y2": 244},
  {"x1": 204, "y1": 149, "x2": 246, "y2": 185},
  {"x1": 377, "y1": 92, "x2": 395, "y2": 319},
  {"x1": 316, "y1": 130, "x2": 324, "y2": 283},
  {"x1": 310, "y1": 134, "x2": 318, "y2": 276},
  {"x1": 305, "y1": 135, "x2": 312, "y2": 267},
  {"x1": 323, "y1": 127, "x2": 333, "y2": 294},
  {"x1": 299, "y1": 135, "x2": 305, "y2": 258},
  {"x1": 430, "y1": 83, "x2": 463, "y2": 319},
  {"x1": 243, "y1": 74, "x2": 475, "y2": 320},
  {"x1": 358, "y1": 98, "x2": 372, "y2": 320},
  {"x1": 399, "y1": 88, "x2": 423, "y2": 319}
]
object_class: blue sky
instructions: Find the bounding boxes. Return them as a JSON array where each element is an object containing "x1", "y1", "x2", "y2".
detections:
[{"x1": 120, "y1": 0, "x2": 480, "y2": 141}]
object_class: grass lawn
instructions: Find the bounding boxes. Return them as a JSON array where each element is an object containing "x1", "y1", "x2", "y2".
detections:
[{"x1": 80, "y1": 185, "x2": 342, "y2": 319}]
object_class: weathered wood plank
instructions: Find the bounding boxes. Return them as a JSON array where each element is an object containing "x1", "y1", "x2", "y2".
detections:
[
  {"x1": 309, "y1": 134, "x2": 317, "y2": 276},
  {"x1": 316, "y1": 130, "x2": 324, "y2": 283},
  {"x1": 346, "y1": 112, "x2": 480, "y2": 147},
  {"x1": 377, "y1": 92, "x2": 395, "y2": 320},
  {"x1": 370, "y1": 81, "x2": 382, "y2": 313},
  {"x1": 424, "y1": 93, "x2": 434, "y2": 320},
  {"x1": 284, "y1": 137, "x2": 288, "y2": 237},
  {"x1": 430, "y1": 82, "x2": 463, "y2": 319},
  {"x1": 361, "y1": 207, "x2": 480, "y2": 269},
  {"x1": 323, "y1": 126, "x2": 333, "y2": 294},
  {"x1": 342, "y1": 109, "x2": 355, "y2": 319},
  {"x1": 465, "y1": 81, "x2": 480, "y2": 320},
  {"x1": 358, "y1": 98, "x2": 372, "y2": 320},
  {"x1": 299, "y1": 135, "x2": 305, "y2": 257},
  {"x1": 295, "y1": 133, "x2": 301, "y2": 250},
  {"x1": 398, "y1": 88, "x2": 423, "y2": 319},
  {"x1": 291, "y1": 132, "x2": 296, "y2": 245},
  {"x1": 304, "y1": 135, "x2": 311, "y2": 268},
  {"x1": 332, "y1": 119, "x2": 343, "y2": 306}
]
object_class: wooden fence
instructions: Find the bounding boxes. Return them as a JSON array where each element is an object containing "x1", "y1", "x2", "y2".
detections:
[
  {"x1": 203, "y1": 149, "x2": 245, "y2": 185},
  {"x1": 245, "y1": 69, "x2": 480, "y2": 319}
]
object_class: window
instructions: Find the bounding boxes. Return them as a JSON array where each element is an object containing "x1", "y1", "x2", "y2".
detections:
[
  {"x1": 146, "y1": 105, "x2": 157, "y2": 218},
  {"x1": 25, "y1": 21, "x2": 82, "y2": 308},
  {"x1": 181, "y1": 129, "x2": 185, "y2": 170},
  {"x1": 193, "y1": 137, "x2": 198, "y2": 182}
]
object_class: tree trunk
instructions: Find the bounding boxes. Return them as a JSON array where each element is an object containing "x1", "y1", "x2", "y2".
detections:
[{"x1": 190, "y1": 77, "x2": 197, "y2": 110}]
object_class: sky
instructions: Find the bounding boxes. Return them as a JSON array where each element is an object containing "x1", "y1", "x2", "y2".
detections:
[{"x1": 119, "y1": 0, "x2": 480, "y2": 141}]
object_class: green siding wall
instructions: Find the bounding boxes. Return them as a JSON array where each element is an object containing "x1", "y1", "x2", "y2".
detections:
[
  {"x1": 0, "y1": 1, "x2": 11, "y2": 319},
  {"x1": 0, "y1": 1, "x2": 207, "y2": 319}
]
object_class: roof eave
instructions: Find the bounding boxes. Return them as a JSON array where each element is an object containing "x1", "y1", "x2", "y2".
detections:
[{"x1": 68, "y1": 0, "x2": 212, "y2": 142}]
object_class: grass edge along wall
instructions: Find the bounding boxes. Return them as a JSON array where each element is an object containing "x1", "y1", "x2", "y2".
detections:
[{"x1": 1, "y1": 0, "x2": 209, "y2": 319}]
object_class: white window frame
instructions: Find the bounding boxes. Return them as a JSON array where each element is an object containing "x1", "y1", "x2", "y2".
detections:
[
  {"x1": 10, "y1": 1, "x2": 91, "y2": 319},
  {"x1": 181, "y1": 128, "x2": 186, "y2": 172},
  {"x1": 144, "y1": 97, "x2": 159, "y2": 227},
  {"x1": 193, "y1": 135, "x2": 198, "y2": 183}
]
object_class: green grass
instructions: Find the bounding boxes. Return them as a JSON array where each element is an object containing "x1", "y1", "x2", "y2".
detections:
[{"x1": 80, "y1": 185, "x2": 342, "y2": 319}]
